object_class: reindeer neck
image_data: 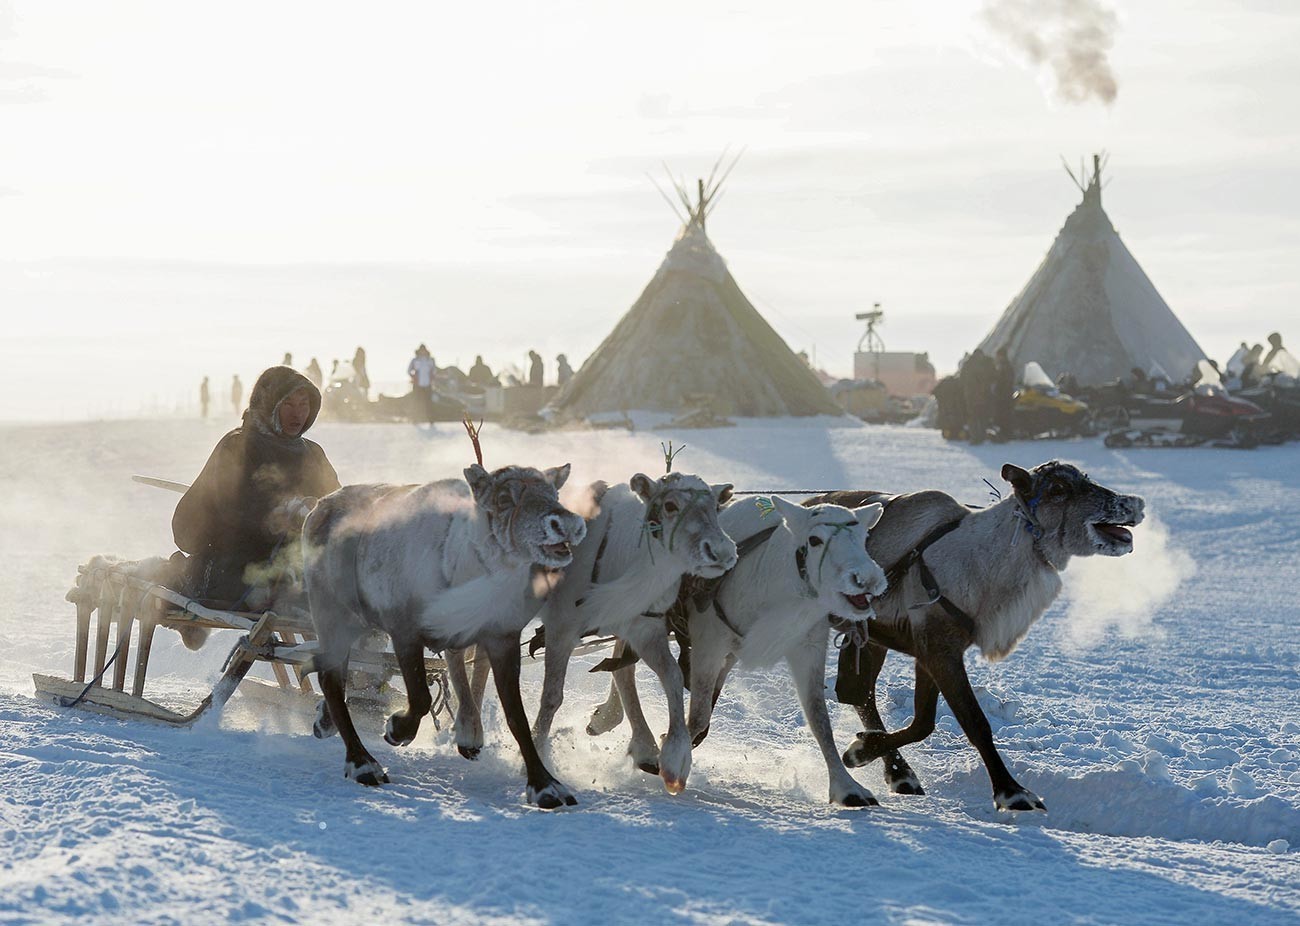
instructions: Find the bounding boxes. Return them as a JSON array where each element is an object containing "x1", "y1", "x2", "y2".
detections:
[{"x1": 964, "y1": 499, "x2": 1066, "y2": 584}]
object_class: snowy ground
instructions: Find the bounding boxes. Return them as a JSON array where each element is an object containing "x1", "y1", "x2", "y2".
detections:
[{"x1": 1, "y1": 417, "x2": 1297, "y2": 925}]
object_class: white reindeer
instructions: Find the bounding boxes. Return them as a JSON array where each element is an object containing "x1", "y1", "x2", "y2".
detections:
[
  {"x1": 526, "y1": 472, "x2": 738, "y2": 795},
  {"x1": 303, "y1": 463, "x2": 588, "y2": 808},
  {"x1": 594, "y1": 494, "x2": 888, "y2": 806}
]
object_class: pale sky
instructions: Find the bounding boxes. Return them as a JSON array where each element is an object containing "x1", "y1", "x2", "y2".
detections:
[{"x1": 1, "y1": 0, "x2": 1297, "y2": 419}]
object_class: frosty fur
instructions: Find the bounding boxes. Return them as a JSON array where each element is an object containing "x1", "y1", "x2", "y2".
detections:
[
  {"x1": 529, "y1": 472, "x2": 736, "y2": 795},
  {"x1": 302, "y1": 463, "x2": 586, "y2": 808}
]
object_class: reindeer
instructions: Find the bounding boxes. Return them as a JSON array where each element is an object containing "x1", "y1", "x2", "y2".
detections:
[
  {"x1": 522, "y1": 471, "x2": 738, "y2": 795},
  {"x1": 302, "y1": 463, "x2": 588, "y2": 809},
  {"x1": 593, "y1": 494, "x2": 888, "y2": 807},
  {"x1": 816, "y1": 461, "x2": 1145, "y2": 812}
]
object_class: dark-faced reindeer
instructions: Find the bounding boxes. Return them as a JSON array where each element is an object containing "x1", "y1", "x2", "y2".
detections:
[
  {"x1": 818, "y1": 461, "x2": 1145, "y2": 811},
  {"x1": 302, "y1": 463, "x2": 588, "y2": 808},
  {"x1": 592, "y1": 494, "x2": 887, "y2": 806},
  {"x1": 528, "y1": 472, "x2": 737, "y2": 795}
]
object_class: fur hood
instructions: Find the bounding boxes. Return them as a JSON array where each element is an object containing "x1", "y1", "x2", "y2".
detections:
[{"x1": 243, "y1": 365, "x2": 322, "y2": 438}]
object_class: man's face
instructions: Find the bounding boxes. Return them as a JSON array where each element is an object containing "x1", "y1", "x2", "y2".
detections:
[{"x1": 278, "y1": 388, "x2": 312, "y2": 436}]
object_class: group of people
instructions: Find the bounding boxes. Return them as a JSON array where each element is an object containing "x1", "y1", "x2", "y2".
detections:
[
  {"x1": 407, "y1": 345, "x2": 574, "y2": 393},
  {"x1": 932, "y1": 346, "x2": 1016, "y2": 443}
]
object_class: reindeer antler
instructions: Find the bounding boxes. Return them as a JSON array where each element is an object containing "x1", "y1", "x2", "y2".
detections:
[
  {"x1": 462, "y1": 412, "x2": 485, "y2": 468},
  {"x1": 661, "y1": 440, "x2": 686, "y2": 474}
]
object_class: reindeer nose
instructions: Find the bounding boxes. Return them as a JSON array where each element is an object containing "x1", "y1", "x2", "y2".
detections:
[{"x1": 850, "y1": 572, "x2": 869, "y2": 591}]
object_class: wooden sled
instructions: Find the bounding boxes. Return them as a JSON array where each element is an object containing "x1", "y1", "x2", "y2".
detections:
[
  {"x1": 35, "y1": 561, "x2": 621, "y2": 729},
  {"x1": 33, "y1": 561, "x2": 447, "y2": 728}
]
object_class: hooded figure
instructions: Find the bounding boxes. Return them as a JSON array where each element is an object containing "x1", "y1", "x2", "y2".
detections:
[{"x1": 172, "y1": 365, "x2": 340, "y2": 604}]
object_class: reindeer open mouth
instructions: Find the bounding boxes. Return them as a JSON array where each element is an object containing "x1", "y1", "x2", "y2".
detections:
[
  {"x1": 541, "y1": 541, "x2": 573, "y2": 562},
  {"x1": 1089, "y1": 520, "x2": 1136, "y2": 552},
  {"x1": 842, "y1": 592, "x2": 875, "y2": 613}
]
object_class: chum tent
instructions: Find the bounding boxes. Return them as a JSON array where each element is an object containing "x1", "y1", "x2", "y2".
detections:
[
  {"x1": 548, "y1": 165, "x2": 841, "y2": 420},
  {"x1": 975, "y1": 155, "x2": 1206, "y2": 387}
]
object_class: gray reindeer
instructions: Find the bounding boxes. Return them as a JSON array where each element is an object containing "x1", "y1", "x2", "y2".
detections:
[
  {"x1": 592, "y1": 494, "x2": 888, "y2": 806},
  {"x1": 821, "y1": 460, "x2": 1145, "y2": 811},
  {"x1": 302, "y1": 463, "x2": 588, "y2": 808}
]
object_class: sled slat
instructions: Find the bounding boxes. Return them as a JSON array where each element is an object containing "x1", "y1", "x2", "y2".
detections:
[
  {"x1": 113, "y1": 595, "x2": 135, "y2": 692},
  {"x1": 33, "y1": 674, "x2": 191, "y2": 726},
  {"x1": 132, "y1": 619, "x2": 157, "y2": 698},
  {"x1": 73, "y1": 600, "x2": 92, "y2": 683}
]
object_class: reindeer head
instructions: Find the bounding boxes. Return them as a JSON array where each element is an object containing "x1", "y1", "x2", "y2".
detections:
[
  {"x1": 630, "y1": 472, "x2": 738, "y2": 578},
  {"x1": 1002, "y1": 461, "x2": 1146, "y2": 563},
  {"x1": 768, "y1": 495, "x2": 887, "y2": 619},
  {"x1": 464, "y1": 463, "x2": 587, "y2": 569}
]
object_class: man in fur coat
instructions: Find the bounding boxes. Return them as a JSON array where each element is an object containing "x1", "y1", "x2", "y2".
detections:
[{"x1": 171, "y1": 365, "x2": 340, "y2": 613}]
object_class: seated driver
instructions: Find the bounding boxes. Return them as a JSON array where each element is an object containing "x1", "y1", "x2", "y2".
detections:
[{"x1": 170, "y1": 365, "x2": 340, "y2": 628}]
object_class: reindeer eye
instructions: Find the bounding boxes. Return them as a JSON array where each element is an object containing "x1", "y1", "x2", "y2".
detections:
[
  {"x1": 808, "y1": 536, "x2": 824, "y2": 547},
  {"x1": 496, "y1": 490, "x2": 513, "y2": 507},
  {"x1": 663, "y1": 501, "x2": 679, "y2": 515}
]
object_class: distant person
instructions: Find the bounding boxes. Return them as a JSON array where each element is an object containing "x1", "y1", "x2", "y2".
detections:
[
  {"x1": 1127, "y1": 367, "x2": 1149, "y2": 392},
  {"x1": 1262, "y1": 332, "x2": 1285, "y2": 371},
  {"x1": 527, "y1": 350, "x2": 544, "y2": 388},
  {"x1": 408, "y1": 344, "x2": 437, "y2": 422},
  {"x1": 353, "y1": 346, "x2": 370, "y2": 396},
  {"x1": 199, "y1": 377, "x2": 210, "y2": 419},
  {"x1": 992, "y1": 347, "x2": 1014, "y2": 438},
  {"x1": 1057, "y1": 372, "x2": 1080, "y2": 396},
  {"x1": 231, "y1": 374, "x2": 244, "y2": 414},
  {"x1": 305, "y1": 358, "x2": 323, "y2": 389},
  {"x1": 282, "y1": 352, "x2": 293, "y2": 367},
  {"x1": 556, "y1": 354, "x2": 574, "y2": 387},
  {"x1": 932, "y1": 375, "x2": 966, "y2": 441},
  {"x1": 170, "y1": 366, "x2": 340, "y2": 625},
  {"x1": 1241, "y1": 343, "x2": 1265, "y2": 387},
  {"x1": 467, "y1": 354, "x2": 496, "y2": 388},
  {"x1": 960, "y1": 348, "x2": 994, "y2": 444}
]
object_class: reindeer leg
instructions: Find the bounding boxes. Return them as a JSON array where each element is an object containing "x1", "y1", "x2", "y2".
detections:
[
  {"x1": 921, "y1": 635, "x2": 1044, "y2": 812},
  {"x1": 586, "y1": 643, "x2": 626, "y2": 736},
  {"x1": 469, "y1": 643, "x2": 491, "y2": 708},
  {"x1": 843, "y1": 645, "x2": 932, "y2": 795},
  {"x1": 532, "y1": 622, "x2": 579, "y2": 745},
  {"x1": 481, "y1": 632, "x2": 577, "y2": 809},
  {"x1": 383, "y1": 633, "x2": 432, "y2": 747},
  {"x1": 611, "y1": 658, "x2": 658, "y2": 776},
  {"x1": 318, "y1": 653, "x2": 387, "y2": 787},
  {"x1": 686, "y1": 611, "x2": 732, "y2": 747},
  {"x1": 446, "y1": 648, "x2": 484, "y2": 760},
  {"x1": 622, "y1": 621, "x2": 692, "y2": 794},
  {"x1": 787, "y1": 629, "x2": 877, "y2": 808}
]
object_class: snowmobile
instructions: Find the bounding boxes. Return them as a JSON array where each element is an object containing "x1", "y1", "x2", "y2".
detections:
[
  {"x1": 1104, "y1": 363, "x2": 1270, "y2": 449},
  {"x1": 1010, "y1": 362, "x2": 1093, "y2": 438}
]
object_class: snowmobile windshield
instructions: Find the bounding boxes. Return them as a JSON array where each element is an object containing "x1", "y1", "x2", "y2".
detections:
[
  {"x1": 1022, "y1": 362, "x2": 1057, "y2": 392},
  {"x1": 1266, "y1": 349, "x2": 1300, "y2": 378},
  {"x1": 1194, "y1": 360, "x2": 1226, "y2": 396}
]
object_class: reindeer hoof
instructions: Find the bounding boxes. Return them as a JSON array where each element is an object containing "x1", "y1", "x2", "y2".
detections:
[
  {"x1": 528, "y1": 781, "x2": 579, "y2": 810},
  {"x1": 457, "y1": 745, "x2": 481, "y2": 761},
  {"x1": 383, "y1": 715, "x2": 418, "y2": 748},
  {"x1": 345, "y1": 759, "x2": 389, "y2": 787},
  {"x1": 842, "y1": 732, "x2": 884, "y2": 768},
  {"x1": 994, "y1": 788, "x2": 1046, "y2": 812},
  {"x1": 691, "y1": 726, "x2": 710, "y2": 747},
  {"x1": 836, "y1": 791, "x2": 880, "y2": 808},
  {"x1": 637, "y1": 761, "x2": 660, "y2": 776},
  {"x1": 890, "y1": 777, "x2": 925, "y2": 796},
  {"x1": 312, "y1": 701, "x2": 336, "y2": 739}
]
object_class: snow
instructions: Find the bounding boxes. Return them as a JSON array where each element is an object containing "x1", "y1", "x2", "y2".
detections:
[{"x1": 2, "y1": 418, "x2": 1298, "y2": 924}]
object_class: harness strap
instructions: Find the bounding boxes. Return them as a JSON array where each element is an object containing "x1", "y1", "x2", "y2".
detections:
[
  {"x1": 704, "y1": 524, "x2": 779, "y2": 638},
  {"x1": 882, "y1": 517, "x2": 978, "y2": 639}
]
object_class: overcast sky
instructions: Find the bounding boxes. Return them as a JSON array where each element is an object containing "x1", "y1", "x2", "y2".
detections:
[{"x1": 2, "y1": 0, "x2": 1297, "y2": 419}]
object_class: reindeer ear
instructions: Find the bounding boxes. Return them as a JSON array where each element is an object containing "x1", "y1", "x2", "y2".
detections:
[
  {"x1": 544, "y1": 463, "x2": 571, "y2": 490},
  {"x1": 853, "y1": 502, "x2": 884, "y2": 530},
  {"x1": 630, "y1": 473, "x2": 656, "y2": 502},
  {"x1": 711, "y1": 483, "x2": 734, "y2": 508},
  {"x1": 464, "y1": 464, "x2": 491, "y2": 504},
  {"x1": 1002, "y1": 463, "x2": 1032, "y2": 495},
  {"x1": 770, "y1": 495, "x2": 809, "y2": 530}
]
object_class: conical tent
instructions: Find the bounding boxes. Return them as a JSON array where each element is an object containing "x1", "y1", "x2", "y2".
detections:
[
  {"x1": 976, "y1": 156, "x2": 1206, "y2": 387},
  {"x1": 549, "y1": 175, "x2": 840, "y2": 419}
]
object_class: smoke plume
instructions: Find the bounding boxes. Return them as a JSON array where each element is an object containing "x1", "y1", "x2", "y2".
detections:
[{"x1": 981, "y1": 0, "x2": 1120, "y2": 106}]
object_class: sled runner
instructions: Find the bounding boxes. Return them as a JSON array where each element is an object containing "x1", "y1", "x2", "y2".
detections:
[
  {"x1": 34, "y1": 559, "x2": 620, "y2": 728},
  {"x1": 33, "y1": 559, "x2": 448, "y2": 727}
]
